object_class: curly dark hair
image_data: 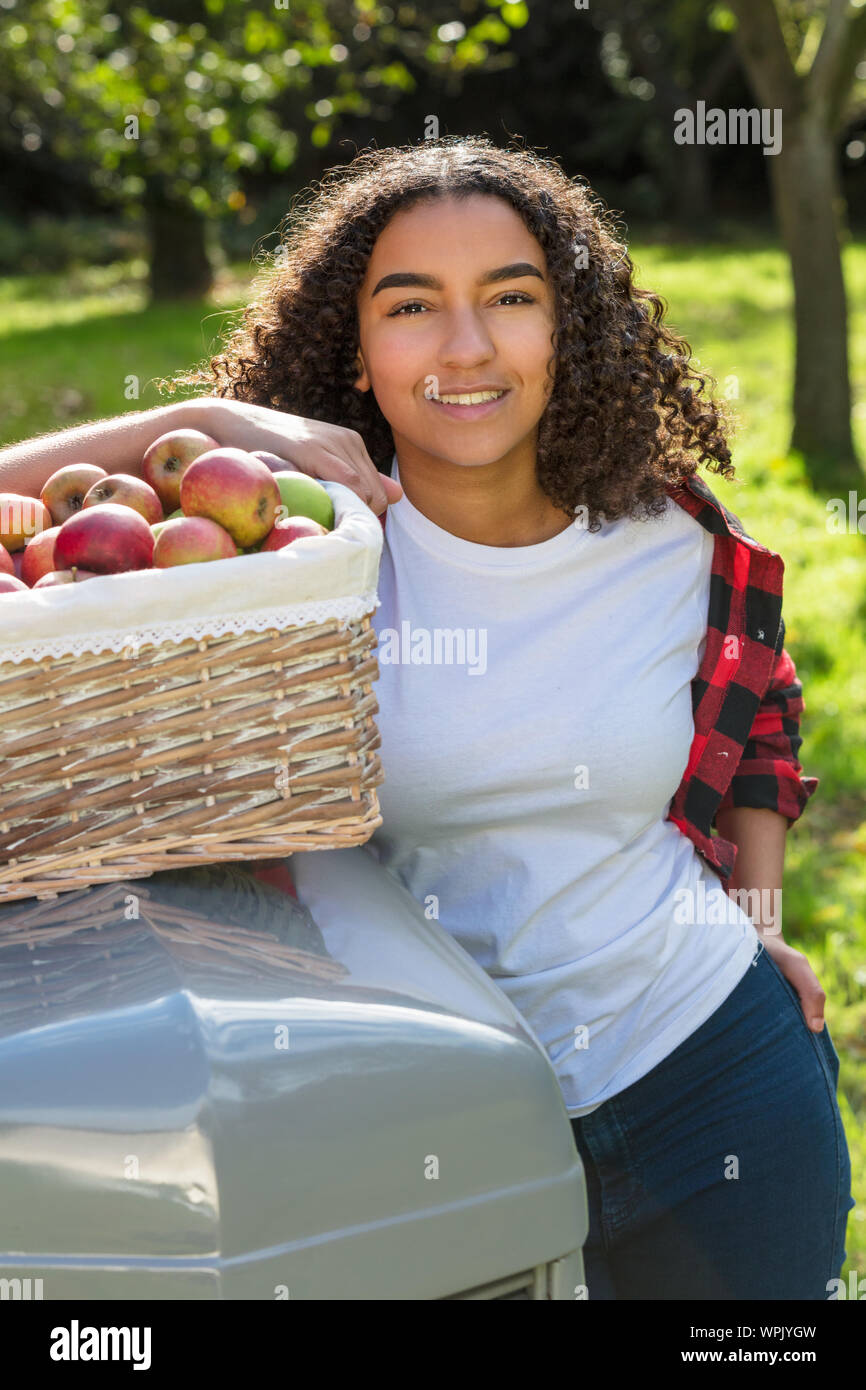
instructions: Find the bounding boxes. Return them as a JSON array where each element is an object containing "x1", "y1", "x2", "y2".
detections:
[{"x1": 168, "y1": 134, "x2": 738, "y2": 529}]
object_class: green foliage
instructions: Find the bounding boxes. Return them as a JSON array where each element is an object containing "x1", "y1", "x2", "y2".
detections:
[{"x1": 0, "y1": 0, "x2": 523, "y2": 220}]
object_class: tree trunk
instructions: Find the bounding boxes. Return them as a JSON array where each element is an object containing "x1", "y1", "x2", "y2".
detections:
[
  {"x1": 672, "y1": 141, "x2": 713, "y2": 233},
  {"x1": 766, "y1": 113, "x2": 857, "y2": 481},
  {"x1": 145, "y1": 193, "x2": 213, "y2": 302},
  {"x1": 727, "y1": 0, "x2": 861, "y2": 484}
]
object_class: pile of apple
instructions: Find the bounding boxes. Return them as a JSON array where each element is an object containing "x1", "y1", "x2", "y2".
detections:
[{"x1": 0, "y1": 430, "x2": 337, "y2": 595}]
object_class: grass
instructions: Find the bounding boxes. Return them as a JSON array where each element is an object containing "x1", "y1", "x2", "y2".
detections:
[{"x1": 1, "y1": 243, "x2": 865, "y2": 1284}]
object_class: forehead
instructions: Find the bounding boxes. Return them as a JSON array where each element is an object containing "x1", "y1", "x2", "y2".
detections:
[{"x1": 362, "y1": 194, "x2": 544, "y2": 273}]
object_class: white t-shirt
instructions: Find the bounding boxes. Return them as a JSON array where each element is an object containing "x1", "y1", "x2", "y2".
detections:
[{"x1": 368, "y1": 455, "x2": 759, "y2": 1116}]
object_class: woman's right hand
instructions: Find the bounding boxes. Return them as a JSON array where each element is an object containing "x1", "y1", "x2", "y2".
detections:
[{"x1": 197, "y1": 397, "x2": 403, "y2": 517}]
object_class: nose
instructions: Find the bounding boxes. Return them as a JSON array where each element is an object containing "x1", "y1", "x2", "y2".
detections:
[{"x1": 437, "y1": 306, "x2": 496, "y2": 369}]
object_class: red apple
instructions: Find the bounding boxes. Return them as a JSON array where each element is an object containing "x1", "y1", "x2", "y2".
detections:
[
  {"x1": 20, "y1": 525, "x2": 61, "y2": 587},
  {"x1": 54, "y1": 503, "x2": 154, "y2": 574},
  {"x1": 0, "y1": 573, "x2": 28, "y2": 594},
  {"x1": 0, "y1": 493, "x2": 53, "y2": 551},
  {"x1": 33, "y1": 568, "x2": 99, "y2": 587},
  {"x1": 261, "y1": 516, "x2": 329, "y2": 551},
  {"x1": 180, "y1": 448, "x2": 280, "y2": 548},
  {"x1": 0, "y1": 544, "x2": 13, "y2": 576},
  {"x1": 249, "y1": 450, "x2": 299, "y2": 474},
  {"x1": 142, "y1": 429, "x2": 220, "y2": 511},
  {"x1": 153, "y1": 516, "x2": 238, "y2": 567},
  {"x1": 83, "y1": 474, "x2": 163, "y2": 524},
  {"x1": 40, "y1": 464, "x2": 108, "y2": 525}
]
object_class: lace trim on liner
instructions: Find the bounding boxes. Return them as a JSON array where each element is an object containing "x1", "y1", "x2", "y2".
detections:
[{"x1": 0, "y1": 589, "x2": 381, "y2": 667}]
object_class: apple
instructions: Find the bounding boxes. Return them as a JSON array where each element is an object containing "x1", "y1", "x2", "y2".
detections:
[
  {"x1": 153, "y1": 516, "x2": 238, "y2": 567},
  {"x1": 83, "y1": 473, "x2": 163, "y2": 524},
  {"x1": 272, "y1": 472, "x2": 334, "y2": 531},
  {"x1": 54, "y1": 503, "x2": 154, "y2": 574},
  {"x1": 250, "y1": 450, "x2": 299, "y2": 474},
  {"x1": 0, "y1": 493, "x2": 53, "y2": 551},
  {"x1": 40, "y1": 464, "x2": 108, "y2": 524},
  {"x1": 0, "y1": 544, "x2": 13, "y2": 577},
  {"x1": 33, "y1": 568, "x2": 99, "y2": 587},
  {"x1": 20, "y1": 525, "x2": 61, "y2": 587},
  {"x1": 180, "y1": 448, "x2": 280, "y2": 548},
  {"x1": 142, "y1": 428, "x2": 220, "y2": 511},
  {"x1": 0, "y1": 574, "x2": 28, "y2": 595},
  {"x1": 261, "y1": 516, "x2": 329, "y2": 552}
]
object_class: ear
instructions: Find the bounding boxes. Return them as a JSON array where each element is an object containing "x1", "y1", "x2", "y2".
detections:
[{"x1": 354, "y1": 350, "x2": 370, "y2": 393}]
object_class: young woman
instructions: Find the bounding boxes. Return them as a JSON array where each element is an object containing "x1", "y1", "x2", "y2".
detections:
[{"x1": 0, "y1": 136, "x2": 854, "y2": 1299}]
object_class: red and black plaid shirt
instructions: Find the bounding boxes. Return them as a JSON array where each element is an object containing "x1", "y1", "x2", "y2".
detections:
[
  {"x1": 660, "y1": 470, "x2": 818, "y2": 879},
  {"x1": 374, "y1": 470, "x2": 819, "y2": 885}
]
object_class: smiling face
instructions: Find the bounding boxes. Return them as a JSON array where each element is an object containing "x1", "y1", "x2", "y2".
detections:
[{"x1": 353, "y1": 193, "x2": 557, "y2": 477}]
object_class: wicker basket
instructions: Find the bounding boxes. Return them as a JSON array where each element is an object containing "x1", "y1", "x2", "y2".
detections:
[{"x1": 0, "y1": 481, "x2": 384, "y2": 903}]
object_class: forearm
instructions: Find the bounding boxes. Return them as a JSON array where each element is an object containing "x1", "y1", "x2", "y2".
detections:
[
  {"x1": 715, "y1": 805, "x2": 787, "y2": 935},
  {"x1": 0, "y1": 396, "x2": 217, "y2": 497}
]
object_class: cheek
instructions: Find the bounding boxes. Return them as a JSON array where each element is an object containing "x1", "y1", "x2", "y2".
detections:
[{"x1": 365, "y1": 332, "x2": 426, "y2": 396}]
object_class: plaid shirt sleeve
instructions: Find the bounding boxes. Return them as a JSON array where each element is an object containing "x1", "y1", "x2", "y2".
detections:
[{"x1": 712, "y1": 617, "x2": 819, "y2": 826}]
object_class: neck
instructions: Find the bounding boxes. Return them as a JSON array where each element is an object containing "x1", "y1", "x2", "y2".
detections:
[{"x1": 392, "y1": 437, "x2": 573, "y2": 547}]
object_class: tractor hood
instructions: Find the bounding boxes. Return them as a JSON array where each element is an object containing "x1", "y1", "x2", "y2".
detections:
[{"x1": 0, "y1": 850, "x2": 584, "y2": 1299}]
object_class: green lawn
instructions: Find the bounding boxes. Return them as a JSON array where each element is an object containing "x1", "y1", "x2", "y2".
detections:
[{"x1": 2, "y1": 244, "x2": 865, "y2": 1284}]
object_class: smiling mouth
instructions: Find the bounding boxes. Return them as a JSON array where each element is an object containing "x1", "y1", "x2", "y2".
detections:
[{"x1": 428, "y1": 388, "x2": 508, "y2": 406}]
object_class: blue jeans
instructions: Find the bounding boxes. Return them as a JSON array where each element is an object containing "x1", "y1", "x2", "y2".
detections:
[{"x1": 570, "y1": 941, "x2": 855, "y2": 1299}]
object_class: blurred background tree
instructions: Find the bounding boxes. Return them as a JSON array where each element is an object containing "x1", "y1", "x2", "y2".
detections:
[{"x1": 0, "y1": 0, "x2": 526, "y2": 298}]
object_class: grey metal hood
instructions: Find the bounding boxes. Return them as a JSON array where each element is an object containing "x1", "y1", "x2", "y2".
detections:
[{"x1": 0, "y1": 852, "x2": 585, "y2": 1299}]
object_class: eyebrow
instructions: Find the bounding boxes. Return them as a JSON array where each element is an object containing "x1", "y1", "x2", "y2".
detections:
[{"x1": 370, "y1": 261, "x2": 545, "y2": 298}]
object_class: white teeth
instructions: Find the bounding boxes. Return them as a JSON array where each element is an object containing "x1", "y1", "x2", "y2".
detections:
[{"x1": 433, "y1": 389, "x2": 505, "y2": 405}]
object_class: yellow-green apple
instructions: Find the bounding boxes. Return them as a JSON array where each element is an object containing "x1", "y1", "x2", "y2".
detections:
[
  {"x1": 83, "y1": 474, "x2": 163, "y2": 524},
  {"x1": 54, "y1": 503, "x2": 154, "y2": 574},
  {"x1": 261, "y1": 516, "x2": 329, "y2": 551},
  {"x1": 153, "y1": 516, "x2": 238, "y2": 567},
  {"x1": 180, "y1": 449, "x2": 280, "y2": 548},
  {"x1": 0, "y1": 544, "x2": 13, "y2": 576},
  {"x1": 34, "y1": 568, "x2": 99, "y2": 587},
  {"x1": 250, "y1": 450, "x2": 298, "y2": 474},
  {"x1": 0, "y1": 574, "x2": 28, "y2": 594},
  {"x1": 272, "y1": 472, "x2": 334, "y2": 530},
  {"x1": 20, "y1": 525, "x2": 61, "y2": 587},
  {"x1": 40, "y1": 464, "x2": 108, "y2": 524},
  {"x1": 0, "y1": 493, "x2": 53, "y2": 551},
  {"x1": 151, "y1": 507, "x2": 186, "y2": 541},
  {"x1": 142, "y1": 428, "x2": 219, "y2": 511}
]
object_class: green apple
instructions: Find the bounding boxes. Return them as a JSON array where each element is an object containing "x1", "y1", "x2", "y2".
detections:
[
  {"x1": 152, "y1": 509, "x2": 183, "y2": 539},
  {"x1": 273, "y1": 473, "x2": 334, "y2": 531}
]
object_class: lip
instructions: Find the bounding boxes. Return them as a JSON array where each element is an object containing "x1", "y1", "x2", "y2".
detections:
[{"x1": 426, "y1": 387, "x2": 511, "y2": 421}]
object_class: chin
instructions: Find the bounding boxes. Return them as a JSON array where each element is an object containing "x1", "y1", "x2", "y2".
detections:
[{"x1": 405, "y1": 435, "x2": 520, "y2": 469}]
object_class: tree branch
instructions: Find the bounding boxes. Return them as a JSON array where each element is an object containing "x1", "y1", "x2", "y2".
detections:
[
  {"x1": 810, "y1": 0, "x2": 866, "y2": 131},
  {"x1": 726, "y1": 0, "x2": 804, "y2": 114}
]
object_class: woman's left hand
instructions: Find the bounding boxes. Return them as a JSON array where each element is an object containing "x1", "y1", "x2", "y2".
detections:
[{"x1": 760, "y1": 932, "x2": 826, "y2": 1032}]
